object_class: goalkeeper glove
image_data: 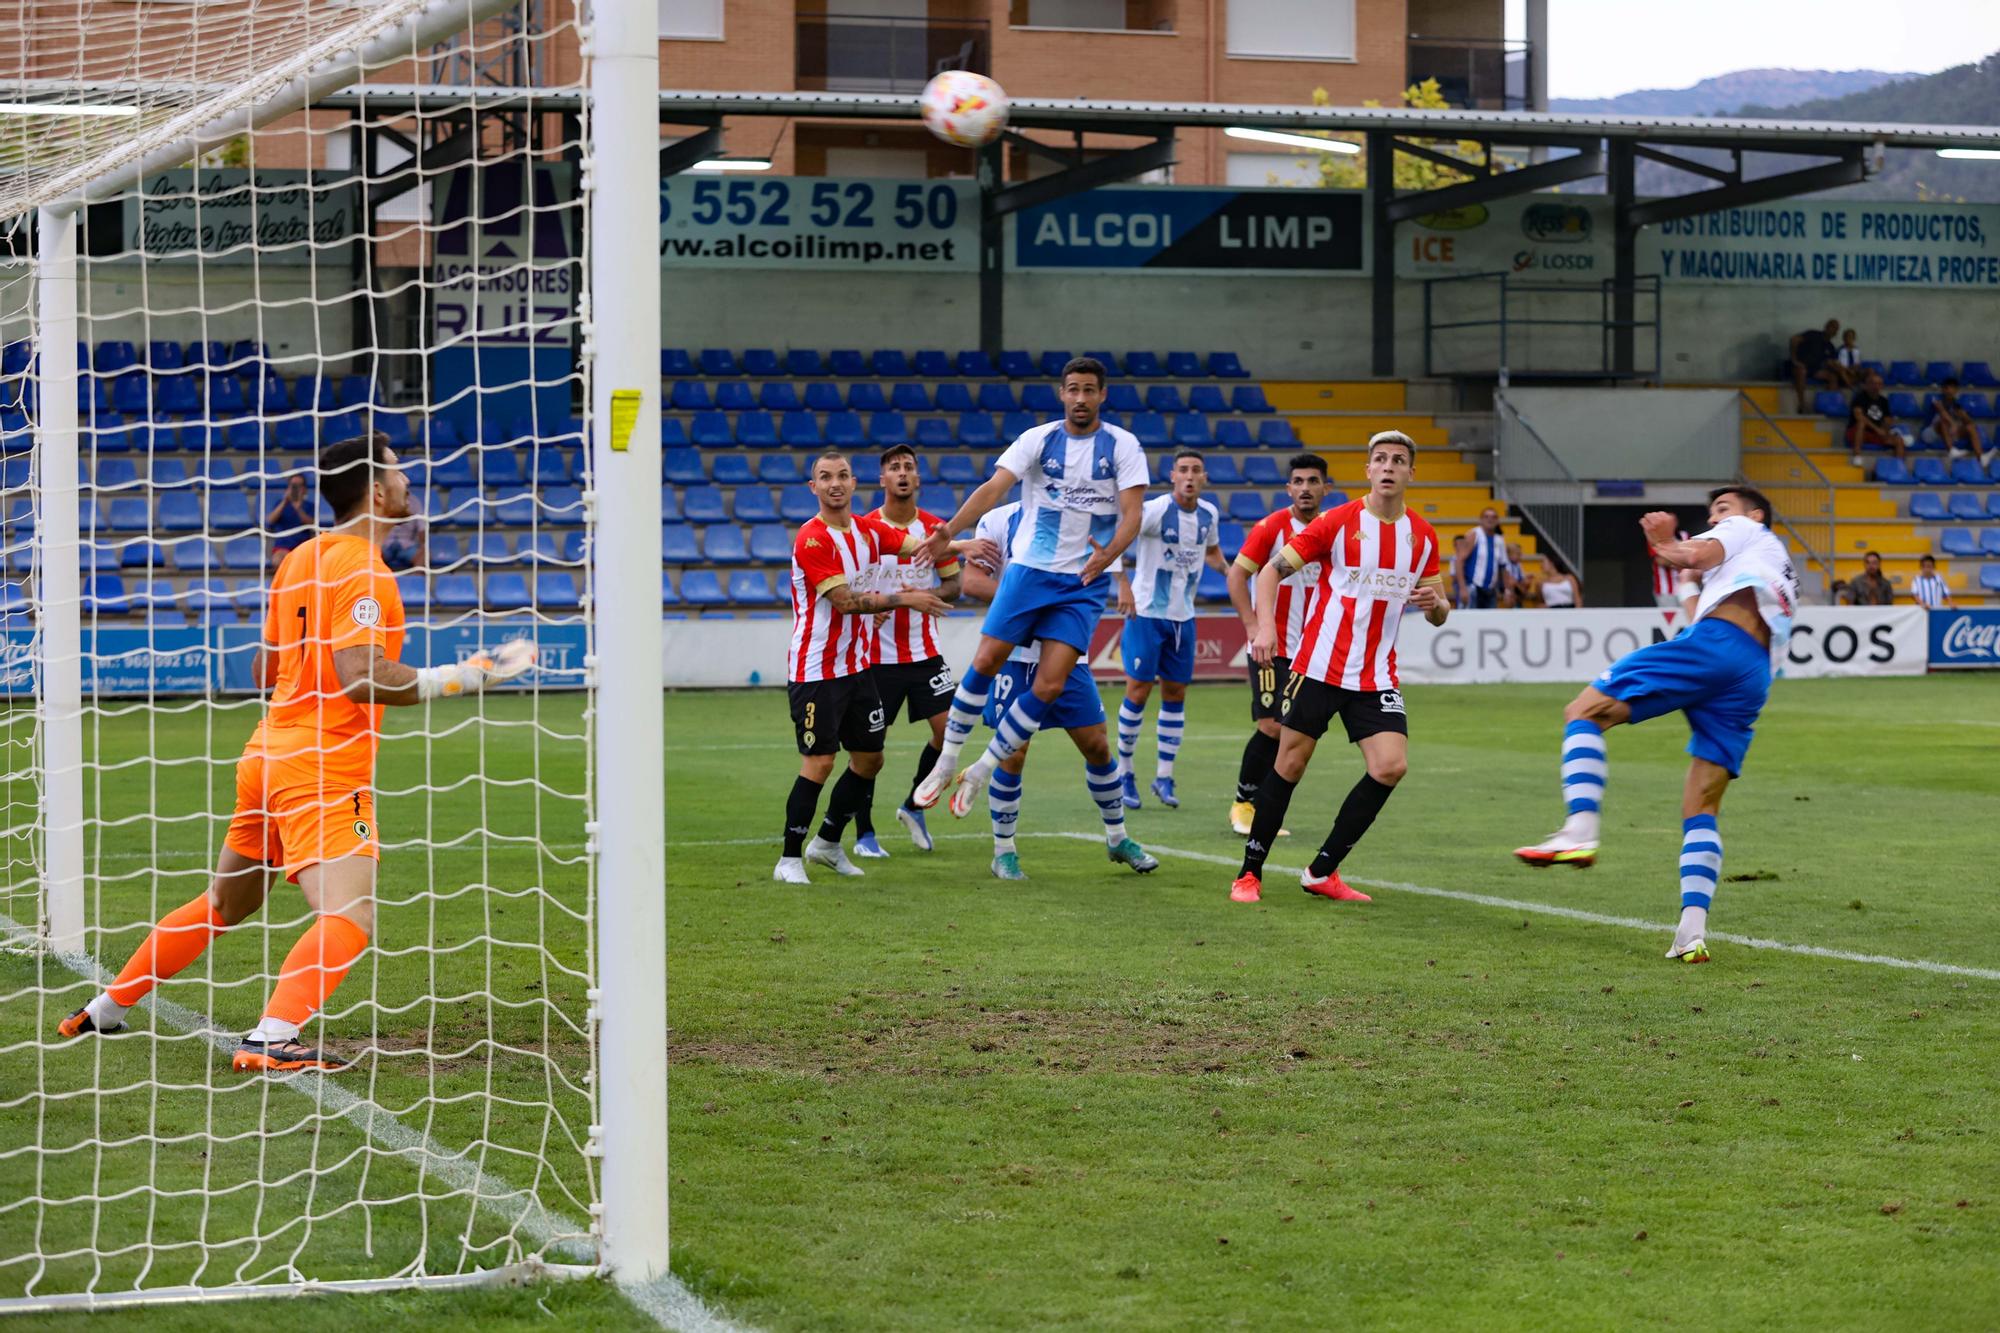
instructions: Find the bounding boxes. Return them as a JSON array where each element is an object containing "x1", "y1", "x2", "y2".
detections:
[{"x1": 415, "y1": 639, "x2": 537, "y2": 700}]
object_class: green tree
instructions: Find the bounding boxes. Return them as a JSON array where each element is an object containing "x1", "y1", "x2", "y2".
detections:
[{"x1": 1292, "y1": 79, "x2": 1504, "y2": 190}]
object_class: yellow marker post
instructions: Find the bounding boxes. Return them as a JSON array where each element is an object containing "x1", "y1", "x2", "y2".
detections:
[{"x1": 609, "y1": 388, "x2": 641, "y2": 452}]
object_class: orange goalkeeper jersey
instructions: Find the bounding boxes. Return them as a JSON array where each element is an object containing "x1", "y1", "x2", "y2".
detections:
[{"x1": 244, "y1": 531, "x2": 406, "y2": 786}]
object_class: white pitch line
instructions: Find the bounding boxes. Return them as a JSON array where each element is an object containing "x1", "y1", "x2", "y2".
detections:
[{"x1": 0, "y1": 911, "x2": 754, "y2": 1333}]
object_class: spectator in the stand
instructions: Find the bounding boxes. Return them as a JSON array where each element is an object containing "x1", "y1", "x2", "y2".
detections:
[
  {"x1": 1537, "y1": 555, "x2": 1581, "y2": 608},
  {"x1": 1833, "y1": 327, "x2": 1861, "y2": 387},
  {"x1": 382, "y1": 512, "x2": 428, "y2": 573},
  {"x1": 1830, "y1": 578, "x2": 1853, "y2": 606},
  {"x1": 1649, "y1": 521, "x2": 1690, "y2": 608},
  {"x1": 1911, "y1": 554, "x2": 1952, "y2": 610},
  {"x1": 1789, "y1": 318, "x2": 1842, "y2": 412},
  {"x1": 1456, "y1": 507, "x2": 1513, "y2": 609},
  {"x1": 265, "y1": 474, "x2": 314, "y2": 559},
  {"x1": 1850, "y1": 550, "x2": 1894, "y2": 605},
  {"x1": 1502, "y1": 541, "x2": 1527, "y2": 607},
  {"x1": 1848, "y1": 370, "x2": 1910, "y2": 469},
  {"x1": 1450, "y1": 533, "x2": 1472, "y2": 607},
  {"x1": 1923, "y1": 378, "x2": 1992, "y2": 465}
]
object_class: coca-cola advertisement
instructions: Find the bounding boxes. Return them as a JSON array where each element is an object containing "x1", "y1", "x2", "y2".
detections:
[{"x1": 1928, "y1": 610, "x2": 2000, "y2": 670}]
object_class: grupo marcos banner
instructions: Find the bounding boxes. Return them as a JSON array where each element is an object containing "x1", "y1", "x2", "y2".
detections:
[{"x1": 1928, "y1": 609, "x2": 2000, "y2": 669}]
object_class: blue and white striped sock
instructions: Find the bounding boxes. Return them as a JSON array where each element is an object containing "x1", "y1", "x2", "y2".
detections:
[
  {"x1": 1676, "y1": 814, "x2": 1721, "y2": 942},
  {"x1": 1085, "y1": 760, "x2": 1127, "y2": 845},
  {"x1": 980, "y1": 691, "x2": 1051, "y2": 769},
  {"x1": 989, "y1": 768, "x2": 1022, "y2": 854},
  {"x1": 938, "y1": 667, "x2": 993, "y2": 764},
  {"x1": 1117, "y1": 699, "x2": 1145, "y2": 774},
  {"x1": 1560, "y1": 718, "x2": 1606, "y2": 840},
  {"x1": 1155, "y1": 700, "x2": 1185, "y2": 779}
]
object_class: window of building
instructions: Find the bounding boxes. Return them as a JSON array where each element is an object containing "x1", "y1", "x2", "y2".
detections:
[
  {"x1": 1010, "y1": 0, "x2": 1175, "y2": 33},
  {"x1": 1227, "y1": 0, "x2": 1353, "y2": 59},
  {"x1": 658, "y1": 0, "x2": 723, "y2": 41}
]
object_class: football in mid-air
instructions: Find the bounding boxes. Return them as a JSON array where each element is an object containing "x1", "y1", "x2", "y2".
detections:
[{"x1": 920, "y1": 70, "x2": 1009, "y2": 148}]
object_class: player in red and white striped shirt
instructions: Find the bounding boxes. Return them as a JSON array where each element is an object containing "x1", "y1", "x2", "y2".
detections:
[
  {"x1": 778, "y1": 451, "x2": 952, "y2": 884},
  {"x1": 851, "y1": 444, "x2": 963, "y2": 858},
  {"x1": 1231, "y1": 431, "x2": 1449, "y2": 905},
  {"x1": 1224, "y1": 452, "x2": 1329, "y2": 837},
  {"x1": 1652, "y1": 525, "x2": 1692, "y2": 609}
]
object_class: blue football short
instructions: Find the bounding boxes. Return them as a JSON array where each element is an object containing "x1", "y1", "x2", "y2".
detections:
[
  {"x1": 1120, "y1": 614, "x2": 1196, "y2": 684},
  {"x1": 1594, "y1": 616, "x2": 1772, "y2": 776},
  {"x1": 983, "y1": 660, "x2": 1106, "y2": 733},
  {"x1": 981, "y1": 564, "x2": 1111, "y2": 654}
]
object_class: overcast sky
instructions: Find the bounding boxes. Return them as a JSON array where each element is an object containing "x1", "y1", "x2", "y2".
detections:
[{"x1": 1508, "y1": 0, "x2": 2000, "y2": 99}]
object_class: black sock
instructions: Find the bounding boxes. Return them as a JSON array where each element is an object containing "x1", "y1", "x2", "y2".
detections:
[
  {"x1": 1309, "y1": 775, "x2": 1397, "y2": 878},
  {"x1": 905, "y1": 743, "x2": 940, "y2": 810},
  {"x1": 818, "y1": 769, "x2": 874, "y2": 843},
  {"x1": 783, "y1": 775, "x2": 825, "y2": 858},
  {"x1": 1236, "y1": 731, "x2": 1279, "y2": 802},
  {"x1": 853, "y1": 782, "x2": 877, "y2": 839},
  {"x1": 1240, "y1": 771, "x2": 1298, "y2": 878}
]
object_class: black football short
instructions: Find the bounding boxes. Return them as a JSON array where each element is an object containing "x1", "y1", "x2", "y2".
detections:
[
  {"x1": 872, "y1": 656, "x2": 956, "y2": 725},
  {"x1": 1280, "y1": 673, "x2": 1409, "y2": 744},
  {"x1": 788, "y1": 673, "x2": 888, "y2": 757},
  {"x1": 1247, "y1": 656, "x2": 1292, "y2": 724}
]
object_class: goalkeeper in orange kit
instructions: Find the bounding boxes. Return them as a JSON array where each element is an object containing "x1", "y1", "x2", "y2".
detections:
[{"x1": 58, "y1": 433, "x2": 534, "y2": 1071}]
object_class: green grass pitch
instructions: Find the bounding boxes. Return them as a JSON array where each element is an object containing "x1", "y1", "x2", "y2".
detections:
[{"x1": 5, "y1": 676, "x2": 2000, "y2": 1329}]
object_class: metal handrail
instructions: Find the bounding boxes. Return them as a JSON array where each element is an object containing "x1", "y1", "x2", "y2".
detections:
[
  {"x1": 1736, "y1": 390, "x2": 1836, "y2": 584},
  {"x1": 1493, "y1": 391, "x2": 1586, "y2": 576},
  {"x1": 1423, "y1": 271, "x2": 1661, "y2": 382}
]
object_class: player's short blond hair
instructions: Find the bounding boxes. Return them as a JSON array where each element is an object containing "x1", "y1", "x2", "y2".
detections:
[{"x1": 1366, "y1": 429, "x2": 1417, "y2": 465}]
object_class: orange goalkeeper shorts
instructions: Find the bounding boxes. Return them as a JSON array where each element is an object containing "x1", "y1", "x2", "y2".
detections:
[{"x1": 223, "y1": 749, "x2": 379, "y2": 883}]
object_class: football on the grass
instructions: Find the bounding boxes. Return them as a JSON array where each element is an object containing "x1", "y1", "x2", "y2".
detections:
[{"x1": 920, "y1": 70, "x2": 1009, "y2": 148}]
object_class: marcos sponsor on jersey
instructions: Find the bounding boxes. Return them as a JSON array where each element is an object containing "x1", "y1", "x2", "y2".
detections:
[{"x1": 1336, "y1": 566, "x2": 1418, "y2": 600}]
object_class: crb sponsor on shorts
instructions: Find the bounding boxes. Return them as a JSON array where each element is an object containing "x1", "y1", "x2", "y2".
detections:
[
  {"x1": 1378, "y1": 690, "x2": 1406, "y2": 715},
  {"x1": 868, "y1": 706, "x2": 887, "y2": 731},
  {"x1": 928, "y1": 667, "x2": 956, "y2": 694}
]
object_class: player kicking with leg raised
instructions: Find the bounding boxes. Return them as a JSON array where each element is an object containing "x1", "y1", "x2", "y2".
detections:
[
  {"x1": 1230, "y1": 432, "x2": 1449, "y2": 905},
  {"x1": 851, "y1": 443, "x2": 964, "y2": 857},
  {"x1": 1113, "y1": 450, "x2": 1225, "y2": 811},
  {"x1": 777, "y1": 452, "x2": 952, "y2": 884},
  {"x1": 1515, "y1": 488, "x2": 1798, "y2": 964},
  {"x1": 963, "y1": 503, "x2": 1156, "y2": 878},
  {"x1": 59, "y1": 434, "x2": 535, "y2": 1071},
  {"x1": 1225, "y1": 453, "x2": 1329, "y2": 836},
  {"x1": 913, "y1": 359, "x2": 1154, "y2": 876}
]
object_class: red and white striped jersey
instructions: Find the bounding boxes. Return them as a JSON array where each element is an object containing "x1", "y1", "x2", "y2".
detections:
[
  {"x1": 858, "y1": 506, "x2": 962, "y2": 666},
  {"x1": 1285, "y1": 498, "x2": 1442, "y2": 692},
  {"x1": 1652, "y1": 529, "x2": 1689, "y2": 597},
  {"x1": 788, "y1": 512, "x2": 911, "y2": 683},
  {"x1": 1234, "y1": 507, "x2": 1323, "y2": 660}
]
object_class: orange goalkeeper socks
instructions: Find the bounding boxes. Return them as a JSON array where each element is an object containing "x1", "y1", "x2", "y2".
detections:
[
  {"x1": 105, "y1": 894, "x2": 229, "y2": 1008},
  {"x1": 259, "y1": 914, "x2": 369, "y2": 1032}
]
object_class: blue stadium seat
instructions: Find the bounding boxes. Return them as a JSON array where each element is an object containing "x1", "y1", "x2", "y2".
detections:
[
  {"x1": 1984, "y1": 525, "x2": 2000, "y2": 549},
  {"x1": 154, "y1": 374, "x2": 200, "y2": 415},
  {"x1": 956, "y1": 350, "x2": 998, "y2": 378},
  {"x1": 563, "y1": 531, "x2": 590, "y2": 563},
  {"x1": 1242, "y1": 455, "x2": 1284, "y2": 486},
  {"x1": 1038, "y1": 350, "x2": 1074, "y2": 379},
  {"x1": 110, "y1": 372, "x2": 149, "y2": 415},
  {"x1": 542, "y1": 487, "x2": 587, "y2": 526},
  {"x1": 659, "y1": 490, "x2": 684, "y2": 526},
  {"x1": 1952, "y1": 458, "x2": 1990, "y2": 486},
  {"x1": 1886, "y1": 360, "x2": 1923, "y2": 387},
  {"x1": 959, "y1": 413, "x2": 998, "y2": 448},
  {"x1": 998, "y1": 350, "x2": 1036, "y2": 379},
  {"x1": 221, "y1": 536, "x2": 264, "y2": 571},
  {"x1": 1813, "y1": 390, "x2": 1848, "y2": 417},
  {"x1": 104, "y1": 497, "x2": 150, "y2": 532},
  {"x1": 662, "y1": 348, "x2": 694, "y2": 377},
  {"x1": 1015, "y1": 384, "x2": 1058, "y2": 415},
  {"x1": 483, "y1": 449, "x2": 527, "y2": 492},
  {"x1": 531, "y1": 449, "x2": 574, "y2": 486},
  {"x1": 397, "y1": 574, "x2": 431, "y2": 613},
  {"x1": 1257, "y1": 419, "x2": 1299, "y2": 447},
  {"x1": 715, "y1": 381, "x2": 755, "y2": 411},
  {"x1": 81, "y1": 541, "x2": 124, "y2": 574},
  {"x1": 661, "y1": 418, "x2": 688, "y2": 448},
  {"x1": 828, "y1": 349, "x2": 867, "y2": 378},
  {"x1": 869, "y1": 411, "x2": 909, "y2": 445},
  {"x1": 803, "y1": 382, "x2": 843, "y2": 413},
  {"x1": 1188, "y1": 385, "x2": 1229, "y2": 414},
  {"x1": 780, "y1": 412, "x2": 823, "y2": 447},
  {"x1": 1130, "y1": 412, "x2": 1168, "y2": 448},
  {"x1": 166, "y1": 537, "x2": 215, "y2": 572},
  {"x1": 121, "y1": 541, "x2": 167, "y2": 571},
  {"x1": 1958, "y1": 360, "x2": 1998, "y2": 388},
  {"x1": 1145, "y1": 385, "x2": 1186, "y2": 414},
  {"x1": 1960, "y1": 392, "x2": 1994, "y2": 420},
  {"x1": 431, "y1": 574, "x2": 479, "y2": 608},
  {"x1": 660, "y1": 571, "x2": 680, "y2": 609},
  {"x1": 728, "y1": 570, "x2": 777, "y2": 605},
  {"x1": 1912, "y1": 457, "x2": 1951, "y2": 485},
  {"x1": 703, "y1": 526, "x2": 749, "y2": 564},
  {"x1": 1204, "y1": 456, "x2": 1242, "y2": 485},
  {"x1": 890, "y1": 383, "x2": 931, "y2": 413},
  {"x1": 914, "y1": 418, "x2": 952, "y2": 449},
  {"x1": 824, "y1": 411, "x2": 865, "y2": 447},
  {"x1": 335, "y1": 375, "x2": 378, "y2": 408},
  {"x1": 157, "y1": 493, "x2": 204, "y2": 531},
  {"x1": 871, "y1": 349, "x2": 912, "y2": 378},
  {"x1": 1924, "y1": 361, "x2": 1956, "y2": 386},
  {"x1": 151, "y1": 459, "x2": 192, "y2": 491},
  {"x1": 847, "y1": 382, "x2": 889, "y2": 412},
  {"x1": 1173, "y1": 414, "x2": 1213, "y2": 447},
  {"x1": 1125, "y1": 351, "x2": 1163, "y2": 378},
  {"x1": 1983, "y1": 564, "x2": 2000, "y2": 593},
  {"x1": 749, "y1": 524, "x2": 791, "y2": 563},
  {"x1": 671, "y1": 381, "x2": 712, "y2": 410},
  {"x1": 780, "y1": 486, "x2": 818, "y2": 522},
  {"x1": 935, "y1": 383, "x2": 975, "y2": 414},
  {"x1": 976, "y1": 384, "x2": 1017, "y2": 413},
  {"x1": 663, "y1": 526, "x2": 701, "y2": 562},
  {"x1": 759, "y1": 381, "x2": 803, "y2": 412},
  {"x1": 1084, "y1": 350, "x2": 1122, "y2": 376},
  {"x1": 937, "y1": 455, "x2": 980, "y2": 485},
  {"x1": 786, "y1": 349, "x2": 825, "y2": 377},
  {"x1": 1165, "y1": 351, "x2": 1202, "y2": 378},
  {"x1": 1197, "y1": 566, "x2": 1229, "y2": 603},
  {"x1": 850, "y1": 455, "x2": 881, "y2": 485},
  {"x1": 758, "y1": 454, "x2": 804, "y2": 485},
  {"x1": 664, "y1": 448, "x2": 705, "y2": 486},
  {"x1": 998, "y1": 411, "x2": 1035, "y2": 441},
  {"x1": 95, "y1": 341, "x2": 138, "y2": 373},
  {"x1": 536, "y1": 571, "x2": 582, "y2": 610},
  {"x1": 426, "y1": 532, "x2": 466, "y2": 568},
  {"x1": 699, "y1": 348, "x2": 738, "y2": 376},
  {"x1": 82, "y1": 574, "x2": 133, "y2": 615},
  {"x1": 927, "y1": 485, "x2": 959, "y2": 513},
  {"x1": 1908, "y1": 492, "x2": 1947, "y2": 519},
  {"x1": 1104, "y1": 384, "x2": 1143, "y2": 414},
  {"x1": 913, "y1": 349, "x2": 952, "y2": 377},
  {"x1": 1213, "y1": 419, "x2": 1253, "y2": 449},
  {"x1": 1232, "y1": 386, "x2": 1275, "y2": 414},
  {"x1": 680, "y1": 570, "x2": 727, "y2": 606},
  {"x1": 1940, "y1": 527, "x2": 1980, "y2": 556},
  {"x1": 484, "y1": 571, "x2": 532, "y2": 611},
  {"x1": 913, "y1": 455, "x2": 941, "y2": 483},
  {"x1": 208, "y1": 491, "x2": 254, "y2": 531},
  {"x1": 95, "y1": 457, "x2": 140, "y2": 491},
  {"x1": 1217, "y1": 521, "x2": 1244, "y2": 556},
  {"x1": 186, "y1": 341, "x2": 229, "y2": 368},
  {"x1": 683, "y1": 488, "x2": 729, "y2": 523},
  {"x1": 735, "y1": 411, "x2": 778, "y2": 448},
  {"x1": 1226, "y1": 492, "x2": 1266, "y2": 521},
  {"x1": 734, "y1": 487, "x2": 779, "y2": 524},
  {"x1": 1949, "y1": 493, "x2": 1987, "y2": 521},
  {"x1": 1889, "y1": 392, "x2": 1924, "y2": 421}
]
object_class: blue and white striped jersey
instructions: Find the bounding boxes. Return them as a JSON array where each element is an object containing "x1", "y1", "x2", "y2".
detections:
[
  {"x1": 994, "y1": 420, "x2": 1148, "y2": 576},
  {"x1": 974, "y1": 502, "x2": 1041, "y2": 665},
  {"x1": 1129, "y1": 494, "x2": 1220, "y2": 623},
  {"x1": 1462, "y1": 528, "x2": 1507, "y2": 590}
]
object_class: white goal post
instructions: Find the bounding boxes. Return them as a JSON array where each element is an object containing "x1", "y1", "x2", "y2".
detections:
[{"x1": 0, "y1": 0, "x2": 664, "y2": 1310}]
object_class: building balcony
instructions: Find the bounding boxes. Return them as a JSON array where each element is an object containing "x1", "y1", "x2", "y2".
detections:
[
  {"x1": 795, "y1": 13, "x2": 991, "y2": 95},
  {"x1": 1407, "y1": 36, "x2": 1531, "y2": 111}
]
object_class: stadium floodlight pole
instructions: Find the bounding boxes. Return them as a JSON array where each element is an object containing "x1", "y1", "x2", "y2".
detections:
[
  {"x1": 34, "y1": 205, "x2": 85, "y2": 957},
  {"x1": 585, "y1": 0, "x2": 670, "y2": 1284}
]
